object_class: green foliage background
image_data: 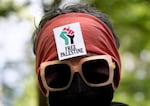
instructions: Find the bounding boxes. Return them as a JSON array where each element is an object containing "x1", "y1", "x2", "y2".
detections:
[{"x1": 0, "y1": 0, "x2": 150, "y2": 106}]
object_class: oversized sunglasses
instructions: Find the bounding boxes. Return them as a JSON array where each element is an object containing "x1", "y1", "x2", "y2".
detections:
[{"x1": 40, "y1": 55, "x2": 116, "y2": 96}]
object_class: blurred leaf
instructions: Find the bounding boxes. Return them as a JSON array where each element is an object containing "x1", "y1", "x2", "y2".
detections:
[{"x1": 13, "y1": 76, "x2": 38, "y2": 106}]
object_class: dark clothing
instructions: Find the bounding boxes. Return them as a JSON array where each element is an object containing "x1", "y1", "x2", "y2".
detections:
[{"x1": 111, "y1": 102, "x2": 129, "y2": 106}]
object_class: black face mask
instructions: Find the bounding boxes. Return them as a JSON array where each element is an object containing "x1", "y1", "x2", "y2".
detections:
[{"x1": 48, "y1": 73, "x2": 114, "y2": 106}]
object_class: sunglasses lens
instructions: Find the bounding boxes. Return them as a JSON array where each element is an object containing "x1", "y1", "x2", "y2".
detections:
[
  {"x1": 45, "y1": 64, "x2": 71, "y2": 88},
  {"x1": 82, "y1": 59, "x2": 109, "y2": 84}
]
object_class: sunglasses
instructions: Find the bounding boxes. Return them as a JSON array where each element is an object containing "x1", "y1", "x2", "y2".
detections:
[{"x1": 40, "y1": 55, "x2": 116, "y2": 96}]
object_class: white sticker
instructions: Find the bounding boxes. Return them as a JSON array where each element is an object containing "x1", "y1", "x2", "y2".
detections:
[{"x1": 53, "y1": 22, "x2": 87, "y2": 60}]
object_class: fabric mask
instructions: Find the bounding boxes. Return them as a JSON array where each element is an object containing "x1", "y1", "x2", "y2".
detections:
[{"x1": 48, "y1": 73, "x2": 114, "y2": 106}]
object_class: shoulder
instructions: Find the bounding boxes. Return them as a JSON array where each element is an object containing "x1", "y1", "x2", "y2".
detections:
[{"x1": 111, "y1": 102, "x2": 129, "y2": 106}]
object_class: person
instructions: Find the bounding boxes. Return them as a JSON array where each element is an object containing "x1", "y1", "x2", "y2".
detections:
[{"x1": 32, "y1": 3, "x2": 128, "y2": 106}]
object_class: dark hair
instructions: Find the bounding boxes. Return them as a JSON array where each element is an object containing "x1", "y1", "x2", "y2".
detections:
[{"x1": 32, "y1": 3, "x2": 120, "y2": 54}]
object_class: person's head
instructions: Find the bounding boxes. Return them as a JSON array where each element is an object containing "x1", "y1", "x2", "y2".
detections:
[{"x1": 32, "y1": 3, "x2": 121, "y2": 106}]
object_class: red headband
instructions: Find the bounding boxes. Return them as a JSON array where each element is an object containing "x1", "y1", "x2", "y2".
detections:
[{"x1": 35, "y1": 13, "x2": 121, "y2": 95}]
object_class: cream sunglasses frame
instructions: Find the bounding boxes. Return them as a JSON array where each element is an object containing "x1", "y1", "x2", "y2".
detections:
[{"x1": 40, "y1": 55, "x2": 116, "y2": 96}]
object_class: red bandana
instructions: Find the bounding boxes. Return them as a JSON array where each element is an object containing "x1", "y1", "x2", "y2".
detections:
[{"x1": 35, "y1": 13, "x2": 121, "y2": 95}]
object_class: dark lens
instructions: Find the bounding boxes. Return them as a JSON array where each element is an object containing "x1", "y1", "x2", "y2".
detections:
[
  {"x1": 82, "y1": 59, "x2": 109, "y2": 84},
  {"x1": 45, "y1": 64, "x2": 71, "y2": 88}
]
